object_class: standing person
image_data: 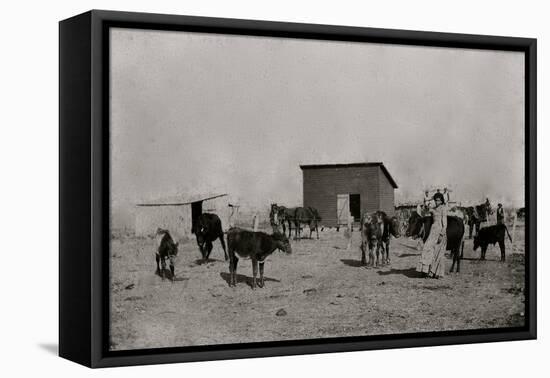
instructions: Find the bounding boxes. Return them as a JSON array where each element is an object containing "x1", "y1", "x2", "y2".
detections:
[
  {"x1": 443, "y1": 187, "x2": 451, "y2": 204},
  {"x1": 417, "y1": 192, "x2": 447, "y2": 278},
  {"x1": 496, "y1": 203, "x2": 505, "y2": 225},
  {"x1": 423, "y1": 190, "x2": 432, "y2": 209}
]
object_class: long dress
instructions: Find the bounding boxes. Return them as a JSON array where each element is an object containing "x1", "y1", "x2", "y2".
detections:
[{"x1": 417, "y1": 204, "x2": 447, "y2": 278}]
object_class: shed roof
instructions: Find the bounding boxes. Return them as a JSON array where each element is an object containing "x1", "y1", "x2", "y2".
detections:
[
  {"x1": 136, "y1": 193, "x2": 228, "y2": 207},
  {"x1": 299, "y1": 162, "x2": 398, "y2": 189}
]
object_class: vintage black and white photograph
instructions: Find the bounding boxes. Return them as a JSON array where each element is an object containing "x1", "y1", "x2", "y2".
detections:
[{"x1": 108, "y1": 27, "x2": 526, "y2": 351}]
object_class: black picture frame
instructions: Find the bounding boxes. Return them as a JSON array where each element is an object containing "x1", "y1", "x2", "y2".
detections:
[{"x1": 59, "y1": 9, "x2": 537, "y2": 368}]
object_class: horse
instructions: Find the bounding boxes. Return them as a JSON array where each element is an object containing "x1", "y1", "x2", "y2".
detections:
[
  {"x1": 460, "y1": 202, "x2": 492, "y2": 239},
  {"x1": 269, "y1": 204, "x2": 296, "y2": 237},
  {"x1": 293, "y1": 206, "x2": 321, "y2": 240}
]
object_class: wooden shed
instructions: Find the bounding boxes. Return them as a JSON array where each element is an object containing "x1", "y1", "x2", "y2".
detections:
[
  {"x1": 134, "y1": 193, "x2": 235, "y2": 241},
  {"x1": 300, "y1": 162, "x2": 398, "y2": 227}
]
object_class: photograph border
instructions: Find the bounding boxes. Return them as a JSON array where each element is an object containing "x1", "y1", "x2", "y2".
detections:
[{"x1": 59, "y1": 9, "x2": 536, "y2": 368}]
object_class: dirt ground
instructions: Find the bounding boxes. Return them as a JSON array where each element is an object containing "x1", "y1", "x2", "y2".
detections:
[{"x1": 109, "y1": 224, "x2": 526, "y2": 351}]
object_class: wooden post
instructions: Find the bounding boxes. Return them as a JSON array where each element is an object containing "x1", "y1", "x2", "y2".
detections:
[
  {"x1": 345, "y1": 214, "x2": 353, "y2": 250},
  {"x1": 511, "y1": 212, "x2": 517, "y2": 252},
  {"x1": 253, "y1": 213, "x2": 259, "y2": 232}
]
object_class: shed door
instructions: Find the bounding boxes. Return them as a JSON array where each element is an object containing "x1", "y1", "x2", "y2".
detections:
[
  {"x1": 349, "y1": 194, "x2": 361, "y2": 222},
  {"x1": 337, "y1": 194, "x2": 350, "y2": 226}
]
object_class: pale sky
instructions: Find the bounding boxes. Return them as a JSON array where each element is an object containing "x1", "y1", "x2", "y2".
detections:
[{"x1": 110, "y1": 28, "x2": 525, "y2": 226}]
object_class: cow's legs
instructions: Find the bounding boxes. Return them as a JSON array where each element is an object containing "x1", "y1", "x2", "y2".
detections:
[
  {"x1": 481, "y1": 246, "x2": 487, "y2": 260},
  {"x1": 316, "y1": 223, "x2": 319, "y2": 239},
  {"x1": 259, "y1": 262, "x2": 265, "y2": 288},
  {"x1": 309, "y1": 223, "x2": 313, "y2": 239},
  {"x1": 155, "y1": 253, "x2": 161, "y2": 274},
  {"x1": 449, "y1": 253, "x2": 456, "y2": 273},
  {"x1": 385, "y1": 241, "x2": 390, "y2": 265},
  {"x1": 450, "y1": 248, "x2": 459, "y2": 273},
  {"x1": 218, "y1": 233, "x2": 228, "y2": 261},
  {"x1": 161, "y1": 256, "x2": 167, "y2": 280},
  {"x1": 251, "y1": 259, "x2": 258, "y2": 289},
  {"x1": 368, "y1": 242, "x2": 375, "y2": 267},
  {"x1": 457, "y1": 241, "x2": 464, "y2": 272},
  {"x1": 361, "y1": 242, "x2": 367, "y2": 266},
  {"x1": 229, "y1": 253, "x2": 239, "y2": 287},
  {"x1": 287, "y1": 221, "x2": 292, "y2": 238},
  {"x1": 205, "y1": 241, "x2": 213, "y2": 260},
  {"x1": 197, "y1": 240, "x2": 206, "y2": 260},
  {"x1": 498, "y1": 240, "x2": 506, "y2": 261},
  {"x1": 468, "y1": 223, "x2": 474, "y2": 239},
  {"x1": 169, "y1": 255, "x2": 176, "y2": 281}
]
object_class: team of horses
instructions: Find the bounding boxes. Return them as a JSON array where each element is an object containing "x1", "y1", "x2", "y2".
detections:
[{"x1": 269, "y1": 204, "x2": 322, "y2": 240}]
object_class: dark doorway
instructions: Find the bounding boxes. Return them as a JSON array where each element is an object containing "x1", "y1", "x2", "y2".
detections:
[
  {"x1": 191, "y1": 201, "x2": 203, "y2": 233},
  {"x1": 349, "y1": 194, "x2": 361, "y2": 222}
]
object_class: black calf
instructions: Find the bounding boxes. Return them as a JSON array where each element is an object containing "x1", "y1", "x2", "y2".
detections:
[
  {"x1": 193, "y1": 213, "x2": 228, "y2": 261},
  {"x1": 474, "y1": 224, "x2": 512, "y2": 261},
  {"x1": 155, "y1": 228, "x2": 179, "y2": 281}
]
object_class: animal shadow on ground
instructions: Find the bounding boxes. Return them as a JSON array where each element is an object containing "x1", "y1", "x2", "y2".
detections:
[
  {"x1": 398, "y1": 253, "x2": 420, "y2": 258},
  {"x1": 461, "y1": 257, "x2": 481, "y2": 261},
  {"x1": 377, "y1": 268, "x2": 424, "y2": 279},
  {"x1": 399, "y1": 242, "x2": 421, "y2": 251},
  {"x1": 172, "y1": 276, "x2": 189, "y2": 282},
  {"x1": 219, "y1": 272, "x2": 281, "y2": 288},
  {"x1": 155, "y1": 269, "x2": 174, "y2": 280},
  {"x1": 193, "y1": 258, "x2": 223, "y2": 265},
  {"x1": 155, "y1": 269, "x2": 189, "y2": 281},
  {"x1": 340, "y1": 259, "x2": 364, "y2": 268}
]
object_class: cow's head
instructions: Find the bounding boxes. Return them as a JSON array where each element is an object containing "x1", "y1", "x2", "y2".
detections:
[
  {"x1": 365, "y1": 221, "x2": 379, "y2": 241},
  {"x1": 389, "y1": 216, "x2": 401, "y2": 238},
  {"x1": 405, "y1": 214, "x2": 423, "y2": 238},
  {"x1": 172, "y1": 242, "x2": 179, "y2": 256},
  {"x1": 273, "y1": 232, "x2": 292, "y2": 254}
]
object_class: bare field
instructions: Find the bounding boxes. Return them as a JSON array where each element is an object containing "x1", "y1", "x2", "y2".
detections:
[{"x1": 109, "y1": 225, "x2": 526, "y2": 351}]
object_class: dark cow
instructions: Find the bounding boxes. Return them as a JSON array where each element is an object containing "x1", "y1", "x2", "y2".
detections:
[
  {"x1": 293, "y1": 206, "x2": 321, "y2": 240},
  {"x1": 192, "y1": 213, "x2": 228, "y2": 262},
  {"x1": 360, "y1": 211, "x2": 400, "y2": 267},
  {"x1": 407, "y1": 214, "x2": 465, "y2": 273},
  {"x1": 376, "y1": 211, "x2": 400, "y2": 263},
  {"x1": 226, "y1": 227, "x2": 292, "y2": 289},
  {"x1": 405, "y1": 211, "x2": 425, "y2": 240},
  {"x1": 473, "y1": 224, "x2": 513, "y2": 261},
  {"x1": 155, "y1": 228, "x2": 179, "y2": 281}
]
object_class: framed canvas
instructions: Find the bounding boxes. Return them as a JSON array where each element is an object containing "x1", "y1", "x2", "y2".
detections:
[{"x1": 59, "y1": 10, "x2": 537, "y2": 368}]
